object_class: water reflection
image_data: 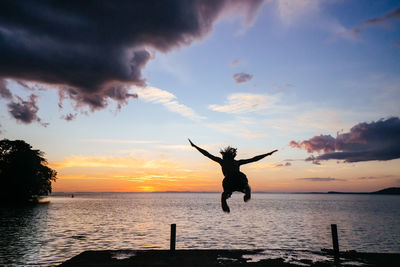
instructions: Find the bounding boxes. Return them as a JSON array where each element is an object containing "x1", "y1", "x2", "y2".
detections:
[
  {"x1": 0, "y1": 203, "x2": 49, "y2": 265},
  {"x1": 0, "y1": 193, "x2": 399, "y2": 266}
]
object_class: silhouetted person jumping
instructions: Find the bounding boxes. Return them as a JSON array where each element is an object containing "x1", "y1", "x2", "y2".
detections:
[{"x1": 188, "y1": 139, "x2": 277, "y2": 213}]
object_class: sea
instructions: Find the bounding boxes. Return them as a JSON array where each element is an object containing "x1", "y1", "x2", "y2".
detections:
[{"x1": 1, "y1": 192, "x2": 400, "y2": 266}]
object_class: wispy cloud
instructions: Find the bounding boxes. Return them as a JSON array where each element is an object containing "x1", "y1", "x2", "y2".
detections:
[
  {"x1": 277, "y1": 0, "x2": 319, "y2": 25},
  {"x1": 135, "y1": 86, "x2": 205, "y2": 120},
  {"x1": 207, "y1": 119, "x2": 267, "y2": 139},
  {"x1": 209, "y1": 93, "x2": 276, "y2": 114},
  {"x1": 364, "y1": 7, "x2": 400, "y2": 26},
  {"x1": 158, "y1": 144, "x2": 192, "y2": 151},
  {"x1": 334, "y1": 7, "x2": 400, "y2": 41},
  {"x1": 350, "y1": 7, "x2": 400, "y2": 39},
  {"x1": 297, "y1": 177, "x2": 345, "y2": 182},
  {"x1": 256, "y1": 106, "x2": 358, "y2": 137},
  {"x1": 231, "y1": 59, "x2": 240, "y2": 67},
  {"x1": 275, "y1": 162, "x2": 292, "y2": 167},
  {"x1": 250, "y1": 161, "x2": 291, "y2": 169},
  {"x1": 51, "y1": 155, "x2": 180, "y2": 169},
  {"x1": 357, "y1": 175, "x2": 398, "y2": 180},
  {"x1": 328, "y1": 21, "x2": 361, "y2": 42},
  {"x1": 127, "y1": 174, "x2": 185, "y2": 182},
  {"x1": 84, "y1": 138, "x2": 161, "y2": 144},
  {"x1": 271, "y1": 83, "x2": 294, "y2": 93},
  {"x1": 61, "y1": 113, "x2": 77, "y2": 121}
]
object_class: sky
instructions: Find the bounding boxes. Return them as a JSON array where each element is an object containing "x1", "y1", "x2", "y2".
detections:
[{"x1": 1, "y1": 0, "x2": 399, "y2": 193}]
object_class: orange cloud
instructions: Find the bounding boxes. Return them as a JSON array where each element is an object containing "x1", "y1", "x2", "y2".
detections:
[
  {"x1": 50, "y1": 153, "x2": 399, "y2": 193},
  {"x1": 50, "y1": 154, "x2": 221, "y2": 192},
  {"x1": 50, "y1": 155, "x2": 180, "y2": 169}
]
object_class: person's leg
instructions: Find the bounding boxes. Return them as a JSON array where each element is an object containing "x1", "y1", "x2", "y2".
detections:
[
  {"x1": 237, "y1": 172, "x2": 251, "y2": 202},
  {"x1": 243, "y1": 184, "x2": 251, "y2": 202},
  {"x1": 222, "y1": 177, "x2": 233, "y2": 212},
  {"x1": 221, "y1": 191, "x2": 231, "y2": 212}
]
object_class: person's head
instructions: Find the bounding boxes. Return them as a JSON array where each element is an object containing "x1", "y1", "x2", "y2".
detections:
[{"x1": 220, "y1": 146, "x2": 237, "y2": 160}]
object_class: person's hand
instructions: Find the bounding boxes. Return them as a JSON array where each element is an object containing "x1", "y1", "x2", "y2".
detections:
[
  {"x1": 268, "y1": 149, "x2": 278, "y2": 155},
  {"x1": 188, "y1": 139, "x2": 195, "y2": 147}
]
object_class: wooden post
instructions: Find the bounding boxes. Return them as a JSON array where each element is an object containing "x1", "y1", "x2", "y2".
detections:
[
  {"x1": 170, "y1": 224, "x2": 176, "y2": 251},
  {"x1": 331, "y1": 224, "x2": 340, "y2": 261}
]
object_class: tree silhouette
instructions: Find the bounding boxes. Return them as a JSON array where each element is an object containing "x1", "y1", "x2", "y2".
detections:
[{"x1": 0, "y1": 139, "x2": 57, "y2": 203}]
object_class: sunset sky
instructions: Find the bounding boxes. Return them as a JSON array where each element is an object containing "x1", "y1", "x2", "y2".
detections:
[{"x1": 1, "y1": 0, "x2": 399, "y2": 192}]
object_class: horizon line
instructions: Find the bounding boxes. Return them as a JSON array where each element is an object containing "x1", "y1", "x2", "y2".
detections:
[{"x1": 51, "y1": 187, "x2": 398, "y2": 194}]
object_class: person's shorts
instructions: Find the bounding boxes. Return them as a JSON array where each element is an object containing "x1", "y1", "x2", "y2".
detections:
[{"x1": 222, "y1": 172, "x2": 248, "y2": 192}]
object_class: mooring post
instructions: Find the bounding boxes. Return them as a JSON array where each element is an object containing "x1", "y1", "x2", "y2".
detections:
[
  {"x1": 331, "y1": 224, "x2": 340, "y2": 261},
  {"x1": 170, "y1": 224, "x2": 176, "y2": 251}
]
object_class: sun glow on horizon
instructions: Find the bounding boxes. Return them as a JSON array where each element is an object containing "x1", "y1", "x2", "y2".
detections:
[{"x1": 50, "y1": 152, "x2": 400, "y2": 193}]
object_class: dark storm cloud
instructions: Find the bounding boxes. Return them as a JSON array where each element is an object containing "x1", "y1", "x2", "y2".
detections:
[
  {"x1": 290, "y1": 117, "x2": 400, "y2": 163},
  {"x1": 233, "y1": 72, "x2": 253, "y2": 83},
  {"x1": 0, "y1": 79, "x2": 12, "y2": 99},
  {"x1": 7, "y1": 94, "x2": 47, "y2": 125},
  {"x1": 297, "y1": 177, "x2": 345, "y2": 182},
  {"x1": 0, "y1": 0, "x2": 264, "y2": 116},
  {"x1": 58, "y1": 85, "x2": 138, "y2": 111}
]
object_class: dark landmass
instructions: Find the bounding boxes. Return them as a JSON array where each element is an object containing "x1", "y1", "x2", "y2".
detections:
[
  {"x1": 59, "y1": 249, "x2": 400, "y2": 267},
  {"x1": 327, "y1": 187, "x2": 400, "y2": 195},
  {"x1": 371, "y1": 187, "x2": 400, "y2": 195}
]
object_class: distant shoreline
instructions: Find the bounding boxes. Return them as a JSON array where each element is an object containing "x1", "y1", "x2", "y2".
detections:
[{"x1": 52, "y1": 187, "x2": 400, "y2": 195}]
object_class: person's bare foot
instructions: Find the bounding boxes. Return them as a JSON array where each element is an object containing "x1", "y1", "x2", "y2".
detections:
[
  {"x1": 222, "y1": 200, "x2": 230, "y2": 213},
  {"x1": 243, "y1": 185, "x2": 251, "y2": 202}
]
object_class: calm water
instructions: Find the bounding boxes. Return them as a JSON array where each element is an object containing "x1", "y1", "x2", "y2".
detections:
[{"x1": 1, "y1": 193, "x2": 400, "y2": 266}]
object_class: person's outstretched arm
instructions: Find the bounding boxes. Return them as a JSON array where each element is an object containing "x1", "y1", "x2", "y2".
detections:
[
  {"x1": 238, "y1": 149, "x2": 278, "y2": 165},
  {"x1": 188, "y1": 139, "x2": 221, "y2": 163}
]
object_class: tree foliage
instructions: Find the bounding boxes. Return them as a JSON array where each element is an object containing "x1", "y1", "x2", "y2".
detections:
[{"x1": 0, "y1": 139, "x2": 57, "y2": 202}]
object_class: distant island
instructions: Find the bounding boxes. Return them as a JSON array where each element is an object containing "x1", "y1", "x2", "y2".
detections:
[
  {"x1": 327, "y1": 187, "x2": 400, "y2": 195},
  {"x1": 371, "y1": 187, "x2": 400, "y2": 194}
]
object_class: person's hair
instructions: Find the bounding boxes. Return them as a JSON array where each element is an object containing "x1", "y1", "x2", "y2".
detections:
[{"x1": 220, "y1": 146, "x2": 237, "y2": 159}]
